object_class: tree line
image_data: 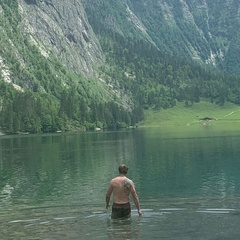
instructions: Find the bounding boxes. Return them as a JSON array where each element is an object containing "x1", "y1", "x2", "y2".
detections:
[{"x1": 0, "y1": 81, "x2": 143, "y2": 134}]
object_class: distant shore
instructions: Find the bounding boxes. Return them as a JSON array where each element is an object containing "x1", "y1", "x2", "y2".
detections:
[{"x1": 139, "y1": 101, "x2": 240, "y2": 127}]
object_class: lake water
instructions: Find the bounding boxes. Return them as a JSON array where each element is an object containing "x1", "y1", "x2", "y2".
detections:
[{"x1": 1, "y1": 126, "x2": 240, "y2": 240}]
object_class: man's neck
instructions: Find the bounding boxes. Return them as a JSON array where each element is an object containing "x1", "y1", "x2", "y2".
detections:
[{"x1": 119, "y1": 174, "x2": 126, "y2": 177}]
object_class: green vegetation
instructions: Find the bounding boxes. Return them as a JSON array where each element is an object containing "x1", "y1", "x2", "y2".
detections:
[
  {"x1": 0, "y1": 0, "x2": 141, "y2": 134},
  {"x1": 97, "y1": 31, "x2": 240, "y2": 109},
  {"x1": 85, "y1": 1, "x2": 240, "y2": 132},
  {"x1": 140, "y1": 101, "x2": 240, "y2": 127},
  {"x1": 1, "y1": 1, "x2": 240, "y2": 134}
]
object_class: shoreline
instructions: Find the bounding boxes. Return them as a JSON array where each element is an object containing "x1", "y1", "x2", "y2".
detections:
[{"x1": 0, "y1": 130, "x2": 5, "y2": 136}]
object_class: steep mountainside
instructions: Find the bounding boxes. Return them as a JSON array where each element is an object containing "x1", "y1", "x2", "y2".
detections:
[
  {"x1": 129, "y1": 0, "x2": 240, "y2": 73},
  {"x1": 14, "y1": 0, "x2": 240, "y2": 76},
  {"x1": 84, "y1": 0, "x2": 240, "y2": 74},
  {"x1": 1, "y1": 0, "x2": 240, "y2": 134},
  {"x1": 18, "y1": 0, "x2": 104, "y2": 75},
  {"x1": 0, "y1": 0, "x2": 137, "y2": 134}
]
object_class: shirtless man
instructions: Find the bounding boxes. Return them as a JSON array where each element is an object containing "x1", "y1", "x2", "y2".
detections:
[{"x1": 106, "y1": 164, "x2": 142, "y2": 219}]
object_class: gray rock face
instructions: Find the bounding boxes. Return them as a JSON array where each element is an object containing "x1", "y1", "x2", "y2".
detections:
[{"x1": 18, "y1": 0, "x2": 104, "y2": 75}]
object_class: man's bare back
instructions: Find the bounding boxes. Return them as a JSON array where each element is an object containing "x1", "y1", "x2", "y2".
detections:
[
  {"x1": 107, "y1": 176, "x2": 133, "y2": 204},
  {"x1": 106, "y1": 164, "x2": 142, "y2": 218}
]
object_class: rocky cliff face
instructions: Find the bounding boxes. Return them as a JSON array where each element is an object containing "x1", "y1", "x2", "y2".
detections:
[
  {"x1": 17, "y1": 0, "x2": 240, "y2": 75},
  {"x1": 18, "y1": 0, "x2": 104, "y2": 75}
]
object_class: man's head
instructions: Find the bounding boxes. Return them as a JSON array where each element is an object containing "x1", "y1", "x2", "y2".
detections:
[{"x1": 119, "y1": 164, "x2": 128, "y2": 175}]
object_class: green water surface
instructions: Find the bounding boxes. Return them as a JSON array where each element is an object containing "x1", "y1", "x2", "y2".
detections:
[{"x1": 0, "y1": 126, "x2": 240, "y2": 239}]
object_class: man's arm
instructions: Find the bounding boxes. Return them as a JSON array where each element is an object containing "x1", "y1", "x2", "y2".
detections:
[
  {"x1": 105, "y1": 182, "x2": 113, "y2": 209},
  {"x1": 130, "y1": 183, "x2": 142, "y2": 217}
]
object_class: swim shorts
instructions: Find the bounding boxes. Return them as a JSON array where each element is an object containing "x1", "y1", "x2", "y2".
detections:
[{"x1": 111, "y1": 202, "x2": 131, "y2": 219}]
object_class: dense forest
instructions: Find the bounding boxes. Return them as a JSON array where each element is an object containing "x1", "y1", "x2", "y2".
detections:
[
  {"x1": 1, "y1": 0, "x2": 240, "y2": 134},
  {"x1": 0, "y1": 0, "x2": 143, "y2": 133},
  {"x1": 86, "y1": 3, "x2": 240, "y2": 110},
  {"x1": 100, "y1": 32, "x2": 240, "y2": 109}
]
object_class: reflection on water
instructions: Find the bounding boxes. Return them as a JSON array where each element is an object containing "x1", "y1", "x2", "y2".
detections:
[
  {"x1": 1, "y1": 128, "x2": 240, "y2": 239},
  {"x1": 107, "y1": 217, "x2": 141, "y2": 240}
]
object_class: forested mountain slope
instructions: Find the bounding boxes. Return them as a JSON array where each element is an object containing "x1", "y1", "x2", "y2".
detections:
[
  {"x1": 0, "y1": 0, "x2": 137, "y2": 134},
  {"x1": 0, "y1": 0, "x2": 240, "y2": 134},
  {"x1": 84, "y1": 0, "x2": 240, "y2": 74},
  {"x1": 128, "y1": 0, "x2": 240, "y2": 74},
  {"x1": 83, "y1": 0, "x2": 240, "y2": 106}
]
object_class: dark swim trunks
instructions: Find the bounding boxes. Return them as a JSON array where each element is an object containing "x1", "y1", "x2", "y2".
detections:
[{"x1": 111, "y1": 202, "x2": 131, "y2": 219}]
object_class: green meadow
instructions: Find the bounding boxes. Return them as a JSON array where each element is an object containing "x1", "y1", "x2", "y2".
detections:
[{"x1": 140, "y1": 101, "x2": 240, "y2": 131}]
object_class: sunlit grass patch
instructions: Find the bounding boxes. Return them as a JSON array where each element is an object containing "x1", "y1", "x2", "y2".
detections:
[{"x1": 140, "y1": 101, "x2": 240, "y2": 127}]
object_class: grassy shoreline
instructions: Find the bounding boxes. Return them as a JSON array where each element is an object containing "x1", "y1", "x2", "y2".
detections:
[{"x1": 139, "y1": 101, "x2": 240, "y2": 128}]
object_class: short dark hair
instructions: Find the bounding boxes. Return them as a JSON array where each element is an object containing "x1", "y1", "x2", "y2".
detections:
[{"x1": 119, "y1": 164, "x2": 128, "y2": 174}]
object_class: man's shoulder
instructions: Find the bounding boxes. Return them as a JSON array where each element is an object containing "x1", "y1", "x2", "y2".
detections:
[{"x1": 125, "y1": 177, "x2": 134, "y2": 185}]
